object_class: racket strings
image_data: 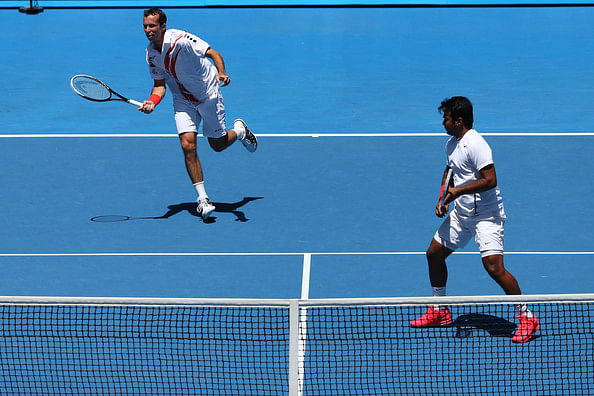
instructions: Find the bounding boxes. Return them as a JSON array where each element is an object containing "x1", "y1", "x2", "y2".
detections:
[{"x1": 72, "y1": 77, "x2": 111, "y2": 101}]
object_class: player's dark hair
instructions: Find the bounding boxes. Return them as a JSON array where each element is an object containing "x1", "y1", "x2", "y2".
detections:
[
  {"x1": 438, "y1": 96, "x2": 473, "y2": 129},
  {"x1": 144, "y1": 7, "x2": 167, "y2": 25}
]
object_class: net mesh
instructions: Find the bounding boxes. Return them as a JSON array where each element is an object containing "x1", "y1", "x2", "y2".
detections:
[
  {"x1": 0, "y1": 304, "x2": 289, "y2": 395},
  {"x1": 300, "y1": 301, "x2": 593, "y2": 395},
  {"x1": 0, "y1": 296, "x2": 592, "y2": 395}
]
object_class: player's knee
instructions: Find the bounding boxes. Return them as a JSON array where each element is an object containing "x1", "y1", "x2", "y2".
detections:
[
  {"x1": 426, "y1": 239, "x2": 449, "y2": 261},
  {"x1": 208, "y1": 136, "x2": 228, "y2": 152},
  {"x1": 179, "y1": 134, "x2": 197, "y2": 153},
  {"x1": 483, "y1": 257, "x2": 505, "y2": 278},
  {"x1": 180, "y1": 140, "x2": 196, "y2": 153}
]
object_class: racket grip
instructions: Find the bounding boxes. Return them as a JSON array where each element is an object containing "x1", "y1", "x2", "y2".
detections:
[{"x1": 128, "y1": 99, "x2": 143, "y2": 107}]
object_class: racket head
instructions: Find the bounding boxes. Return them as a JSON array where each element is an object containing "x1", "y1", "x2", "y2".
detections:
[
  {"x1": 70, "y1": 74, "x2": 112, "y2": 102},
  {"x1": 91, "y1": 215, "x2": 131, "y2": 222},
  {"x1": 440, "y1": 168, "x2": 453, "y2": 208}
]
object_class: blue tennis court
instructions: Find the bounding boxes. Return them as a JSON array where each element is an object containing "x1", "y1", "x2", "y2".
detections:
[{"x1": 1, "y1": 3, "x2": 593, "y2": 395}]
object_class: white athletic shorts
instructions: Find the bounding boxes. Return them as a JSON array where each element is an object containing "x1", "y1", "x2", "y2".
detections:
[
  {"x1": 173, "y1": 89, "x2": 227, "y2": 138},
  {"x1": 433, "y1": 208, "x2": 506, "y2": 257}
]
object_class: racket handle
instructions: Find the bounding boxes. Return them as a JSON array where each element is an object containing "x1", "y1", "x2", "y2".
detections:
[
  {"x1": 440, "y1": 168, "x2": 453, "y2": 208},
  {"x1": 128, "y1": 99, "x2": 143, "y2": 107}
]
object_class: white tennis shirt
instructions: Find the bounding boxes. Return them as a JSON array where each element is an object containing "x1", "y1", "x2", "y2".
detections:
[
  {"x1": 446, "y1": 129, "x2": 505, "y2": 217},
  {"x1": 146, "y1": 29, "x2": 219, "y2": 104}
]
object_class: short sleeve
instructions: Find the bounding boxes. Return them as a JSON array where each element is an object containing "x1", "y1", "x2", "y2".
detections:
[
  {"x1": 469, "y1": 135, "x2": 494, "y2": 171},
  {"x1": 146, "y1": 49, "x2": 166, "y2": 80},
  {"x1": 181, "y1": 32, "x2": 210, "y2": 57}
]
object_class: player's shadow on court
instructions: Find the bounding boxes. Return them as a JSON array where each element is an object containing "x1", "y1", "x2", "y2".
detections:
[
  {"x1": 160, "y1": 197, "x2": 263, "y2": 223},
  {"x1": 91, "y1": 197, "x2": 263, "y2": 223},
  {"x1": 452, "y1": 313, "x2": 522, "y2": 339}
]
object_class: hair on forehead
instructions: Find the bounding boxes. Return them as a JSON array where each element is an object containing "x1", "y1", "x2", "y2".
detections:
[{"x1": 144, "y1": 7, "x2": 167, "y2": 25}]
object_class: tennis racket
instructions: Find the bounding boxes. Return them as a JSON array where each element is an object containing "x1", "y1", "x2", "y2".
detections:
[
  {"x1": 70, "y1": 74, "x2": 142, "y2": 106},
  {"x1": 440, "y1": 168, "x2": 454, "y2": 210},
  {"x1": 91, "y1": 215, "x2": 161, "y2": 222}
]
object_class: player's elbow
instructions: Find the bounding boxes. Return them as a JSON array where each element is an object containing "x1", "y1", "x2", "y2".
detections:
[{"x1": 485, "y1": 177, "x2": 497, "y2": 191}]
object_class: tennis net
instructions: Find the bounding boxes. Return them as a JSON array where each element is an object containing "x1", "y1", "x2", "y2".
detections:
[{"x1": 0, "y1": 294, "x2": 592, "y2": 395}]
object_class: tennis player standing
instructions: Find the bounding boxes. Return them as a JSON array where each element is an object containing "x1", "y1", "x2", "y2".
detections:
[
  {"x1": 139, "y1": 8, "x2": 257, "y2": 220},
  {"x1": 410, "y1": 96, "x2": 539, "y2": 343}
]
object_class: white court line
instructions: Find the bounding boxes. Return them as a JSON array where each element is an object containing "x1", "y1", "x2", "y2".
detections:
[
  {"x1": 0, "y1": 251, "x2": 592, "y2": 257},
  {"x1": 301, "y1": 254, "x2": 311, "y2": 300},
  {"x1": 1, "y1": 132, "x2": 594, "y2": 138}
]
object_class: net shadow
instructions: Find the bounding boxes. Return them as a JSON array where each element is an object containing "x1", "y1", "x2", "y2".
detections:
[{"x1": 452, "y1": 313, "x2": 516, "y2": 338}]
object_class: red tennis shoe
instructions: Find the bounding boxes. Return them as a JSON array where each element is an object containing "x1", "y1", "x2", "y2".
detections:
[
  {"x1": 410, "y1": 305, "x2": 453, "y2": 327},
  {"x1": 512, "y1": 313, "x2": 540, "y2": 343}
]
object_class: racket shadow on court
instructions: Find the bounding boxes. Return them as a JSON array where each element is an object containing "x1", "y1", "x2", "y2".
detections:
[
  {"x1": 452, "y1": 313, "x2": 539, "y2": 340},
  {"x1": 91, "y1": 197, "x2": 263, "y2": 224}
]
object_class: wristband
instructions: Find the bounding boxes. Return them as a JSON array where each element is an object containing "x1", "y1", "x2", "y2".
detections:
[
  {"x1": 438, "y1": 184, "x2": 445, "y2": 200},
  {"x1": 148, "y1": 94, "x2": 162, "y2": 106}
]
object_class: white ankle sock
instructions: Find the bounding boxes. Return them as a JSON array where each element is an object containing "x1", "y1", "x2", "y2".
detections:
[
  {"x1": 193, "y1": 182, "x2": 208, "y2": 202},
  {"x1": 432, "y1": 287, "x2": 446, "y2": 310},
  {"x1": 432, "y1": 287, "x2": 446, "y2": 297},
  {"x1": 234, "y1": 120, "x2": 246, "y2": 140}
]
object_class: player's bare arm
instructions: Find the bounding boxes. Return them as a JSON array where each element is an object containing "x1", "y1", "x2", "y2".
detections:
[
  {"x1": 139, "y1": 79, "x2": 166, "y2": 113},
  {"x1": 205, "y1": 48, "x2": 230, "y2": 86},
  {"x1": 449, "y1": 164, "x2": 497, "y2": 201}
]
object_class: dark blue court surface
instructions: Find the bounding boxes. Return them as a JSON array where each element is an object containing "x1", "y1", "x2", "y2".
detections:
[{"x1": 1, "y1": 6, "x2": 593, "y2": 299}]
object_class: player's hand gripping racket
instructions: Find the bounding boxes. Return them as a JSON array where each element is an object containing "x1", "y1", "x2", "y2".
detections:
[
  {"x1": 70, "y1": 74, "x2": 142, "y2": 107},
  {"x1": 440, "y1": 168, "x2": 454, "y2": 211}
]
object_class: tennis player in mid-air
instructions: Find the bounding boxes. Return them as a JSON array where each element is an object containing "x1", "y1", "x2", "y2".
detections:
[
  {"x1": 410, "y1": 96, "x2": 539, "y2": 343},
  {"x1": 139, "y1": 7, "x2": 257, "y2": 220}
]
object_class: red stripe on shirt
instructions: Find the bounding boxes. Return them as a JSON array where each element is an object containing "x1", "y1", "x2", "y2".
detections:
[{"x1": 165, "y1": 35, "x2": 200, "y2": 103}]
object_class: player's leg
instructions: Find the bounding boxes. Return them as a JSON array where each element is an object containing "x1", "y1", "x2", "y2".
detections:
[
  {"x1": 208, "y1": 131, "x2": 237, "y2": 152},
  {"x1": 175, "y1": 109, "x2": 215, "y2": 220},
  {"x1": 411, "y1": 213, "x2": 468, "y2": 328},
  {"x1": 427, "y1": 238, "x2": 453, "y2": 289},
  {"x1": 179, "y1": 132, "x2": 203, "y2": 184},
  {"x1": 409, "y1": 239, "x2": 455, "y2": 327},
  {"x1": 475, "y1": 216, "x2": 519, "y2": 294},
  {"x1": 476, "y1": 218, "x2": 539, "y2": 342},
  {"x1": 208, "y1": 120, "x2": 257, "y2": 152},
  {"x1": 481, "y1": 254, "x2": 521, "y2": 295},
  {"x1": 200, "y1": 90, "x2": 257, "y2": 152},
  {"x1": 428, "y1": 210, "x2": 469, "y2": 291}
]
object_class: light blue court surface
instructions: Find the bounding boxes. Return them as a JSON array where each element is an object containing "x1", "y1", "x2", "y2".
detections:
[{"x1": 1, "y1": 6, "x2": 594, "y2": 299}]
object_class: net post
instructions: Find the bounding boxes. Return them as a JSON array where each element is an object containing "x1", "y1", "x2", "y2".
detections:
[{"x1": 288, "y1": 299, "x2": 300, "y2": 396}]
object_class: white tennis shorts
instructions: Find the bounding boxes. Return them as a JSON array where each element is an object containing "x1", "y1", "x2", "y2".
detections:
[
  {"x1": 173, "y1": 89, "x2": 227, "y2": 138},
  {"x1": 433, "y1": 208, "x2": 506, "y2": 257}
]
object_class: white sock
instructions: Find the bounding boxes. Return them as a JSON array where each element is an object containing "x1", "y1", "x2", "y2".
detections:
[
  {"x1": 193, "y1": 182, "x2": 208, "y2": 202},
  {"x1": 234, "y1": 120, "x2": 246, "y2": 140},
  {"x1": 432, "y1": 286, "x2": 446, "y2": 297},
  {"x1": 432, "y1": 286, "x2": 446, "y2": 310}
]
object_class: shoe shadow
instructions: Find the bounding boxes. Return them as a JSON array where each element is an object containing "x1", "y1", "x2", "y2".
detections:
[
  {"x1": 162, "y1": 197, "x2": 263, "y2": 223},
  {"x1": 91, "y1": 197, "x2": 263, "y2": 223},
  {"x1": 452, "y1": 313, "x2": 517, "y2": 339}
]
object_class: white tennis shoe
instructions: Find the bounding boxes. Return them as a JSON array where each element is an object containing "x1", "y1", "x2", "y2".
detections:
[
  {"x1": 197, "y1": 198, "x2": 215, "y2": 220},
  {"x1": 234, "y1": 119, "x2": 257, "y2": 152}
]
